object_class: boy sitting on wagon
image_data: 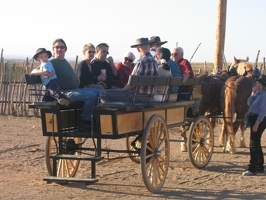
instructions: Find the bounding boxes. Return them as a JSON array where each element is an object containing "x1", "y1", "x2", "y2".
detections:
[{"x1": 30, "y1": 48, "x2": 70, "y2": 106}]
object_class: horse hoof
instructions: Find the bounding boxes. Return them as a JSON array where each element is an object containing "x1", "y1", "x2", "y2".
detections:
[
  {"x1": 239, "y1": 141, "x2": 246, "y2": 148},
  {"x1": 181, "y1": 142, "x2": 187, "y2": 152}
]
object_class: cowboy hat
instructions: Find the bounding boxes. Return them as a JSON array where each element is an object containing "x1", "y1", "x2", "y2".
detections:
[
  {"x1": 149, "y1": 36, "x2": 167, "y2": 45},
  {"x1": 131, "y1": 38, "x2": 151, "y2": 48},
  {"x1": 257, "y1": 74, "x2": 266, "y2": 86},
  {"x1": 33, "y1": 48, "x2": 52, "y2": 61}
]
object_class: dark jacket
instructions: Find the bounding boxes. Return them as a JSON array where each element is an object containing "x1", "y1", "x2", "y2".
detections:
[{"x1": 91, "y1": 58, "x2": 118, "y2": 89}]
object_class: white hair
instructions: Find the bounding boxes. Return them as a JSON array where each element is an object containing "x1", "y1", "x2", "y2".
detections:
[
  {"x1": 176, "y1": 47, "x2": 184, "y2": 54},
  {"x1": 123, "y1": 52, "x2": 135, "y2": 61}
]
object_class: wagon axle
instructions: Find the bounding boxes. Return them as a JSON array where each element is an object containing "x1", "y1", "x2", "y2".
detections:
[
  {"x1": 62, "y1": 139, "x2": 78, "y2": 155},
  {"x1": 200, "y1": 138, "x2": 206, "y2": 146}
]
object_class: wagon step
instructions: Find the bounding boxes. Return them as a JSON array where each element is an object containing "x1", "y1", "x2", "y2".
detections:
[
  {"x1": 50, "y1": 154, "x2": 104, "y2": 161},
  {"x1": 43, "y1": 176, "x2": 98, "y2": 185}
]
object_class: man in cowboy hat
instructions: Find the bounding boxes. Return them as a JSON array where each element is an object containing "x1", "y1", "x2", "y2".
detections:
[
  {"x1": 149, "y1": 36, "x2": 167, "y2": 57},
  {"x1": 100, "y1": 38, "x2": 158, "y2": 103},
  {"x1": 30, "y1": 47, "x2": 70, "y2": 106},
  {"x1": 125, "y1": 37, "x2": 158, "y2": 94}
]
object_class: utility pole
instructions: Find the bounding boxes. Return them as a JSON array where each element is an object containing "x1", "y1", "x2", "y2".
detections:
[{"x1": 214, "y1": 0, "x2": 227, "y2": 71}]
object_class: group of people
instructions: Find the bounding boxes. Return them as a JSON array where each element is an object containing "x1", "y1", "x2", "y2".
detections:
[
  {"x1": 30, "y1": 36, "x2": 266, "y2": 177},
  {"x1": 30, "y1": 36, "x2": 195, "y2": 125}
]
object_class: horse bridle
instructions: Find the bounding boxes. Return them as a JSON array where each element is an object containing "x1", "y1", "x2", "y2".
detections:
[{"x1": 229, "y1": 62, "x2": 253, "y2": 76}]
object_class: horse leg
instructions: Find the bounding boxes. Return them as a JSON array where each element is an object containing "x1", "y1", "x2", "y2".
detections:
[
  {"x1": 224, "y1": 133, "x2": 236, "y2": 154},
  {"x1": 180, "y1": 126, "x2": 188, "y2": 152},
  {"x1": 220, "y1": 120, "x2": 230, "y2": 153},
  {"x1": 238, "y1": 120, "x2": 246, "y2": 148},
  {"x1": 223, "y1": 118, "x2": 236, "y2": 154},
  {"x1": 226, "y1": 133, "x2": 236, "y2": 154},
  {"x1": 210, "y1": 117, "x2": 216, "y2": 129},
  {"x1": 234, "y1": 115, "x2": 247, "y2": 148},
  {"x1": 219, "y1": 119, "x2": 227, "y2": 147}
]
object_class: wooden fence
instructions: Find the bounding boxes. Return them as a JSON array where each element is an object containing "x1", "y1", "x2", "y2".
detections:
[{"x1": 0, "y1": 54, "x2": 38, "y2": 117}]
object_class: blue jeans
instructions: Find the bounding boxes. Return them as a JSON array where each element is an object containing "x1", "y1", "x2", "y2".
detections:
[{"x1": 62, "y1": 88, "x2": 102, "y2": 121}]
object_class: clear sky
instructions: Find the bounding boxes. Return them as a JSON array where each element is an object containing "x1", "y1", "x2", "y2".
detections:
[{"x1": 1, "y1": 0, "x2": 266, "y2": 63}]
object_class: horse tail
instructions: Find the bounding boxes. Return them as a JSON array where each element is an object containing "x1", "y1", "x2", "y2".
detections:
[
  {"x1": 224, "y1": 82, "x2": 236, "y2": 119},
  {"x1": 224, "y1": 81, "x2": 236, "y2": 151}
]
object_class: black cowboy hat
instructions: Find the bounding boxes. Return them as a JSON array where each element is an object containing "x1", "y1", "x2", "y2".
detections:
[
  {"x1": 149, "y1": 36, "x2": 167, "y2": 45},
  {"x1": 257, "y1": 74, "x2": 266, "y2": 86},
  {"x1": 131, "y1": 38, "x2": 151, "y2": 48},
  {"x1": 33, "y1": 48, "x2": 52, "y2": 61}
]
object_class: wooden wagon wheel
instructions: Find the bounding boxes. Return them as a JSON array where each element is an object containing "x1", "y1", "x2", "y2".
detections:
[
  {"x1": 45, "y1": 136, "x2": 81, "y2": 177},
  {"x1": 141, "y1": 114, "x2": 170, "y2": 193},
  {"x1": 187, "y1": 116, "x2": 214, "y2": 168},
  {"x1": 126, "y1": 135, "x2": 141, "y2": 163}
]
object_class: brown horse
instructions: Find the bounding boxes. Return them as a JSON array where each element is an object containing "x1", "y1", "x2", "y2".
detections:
[
  {"x1": 198, "y1": 70, "x2": 253, "y2": 153},
  {"x1": 219, "y1": 76, "x2": 253, "y2": 153},
  {"x1": 198, "y1": 72, "x2": 229, "y2": 127},
  {"x1": 228, "y1": 57, "x2": 253, "y2": 77}
]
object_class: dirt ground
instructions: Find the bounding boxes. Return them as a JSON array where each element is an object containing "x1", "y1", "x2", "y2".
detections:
[{"x1": 0, "y1": 115, "x2": 266, "y2": 200}]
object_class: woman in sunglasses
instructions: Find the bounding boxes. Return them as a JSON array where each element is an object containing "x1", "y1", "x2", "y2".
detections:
[
  {"x1": 77, "y1": 43, "x2": 105, "y2": 89},
  {"x1": 115, "y1": 52, "x2": 136, "y2": 88}
]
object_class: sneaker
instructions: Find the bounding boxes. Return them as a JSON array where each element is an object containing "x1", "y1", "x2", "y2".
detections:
[
  {"x1": 58, "y1": 98, "x2": 70, "y2": 106},
  {"x1": 242, "y1": 171, "x2": 257, "y2": 176},
  {"x1": 257, "y1": 168, "x2": 264, "y2": 173}
]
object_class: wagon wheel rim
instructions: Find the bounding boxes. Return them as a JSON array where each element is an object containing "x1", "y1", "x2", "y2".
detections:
[
  {"x1": 187, "y1": 116, "x2": 214, "y2": 168},
  {"x1": 45, "y1": 136, "x2": 81, "y2": 177},
  {"x1": 126, "y1": 135, "x2": 141, "y2": 163},
  {"x1": 141, "y1": 114, "x2": 169, "y2": 193}
]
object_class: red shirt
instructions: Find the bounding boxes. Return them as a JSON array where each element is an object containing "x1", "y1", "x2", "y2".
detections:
[
  {"x1": 115, "y1": 62, "x2": 133, "y2": 88},
  {"x1": 178, "y1": 58, "x2": 194, "y2": 92}
]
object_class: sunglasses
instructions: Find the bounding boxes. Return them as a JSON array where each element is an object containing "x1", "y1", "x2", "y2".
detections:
[
  {"x1": 124, "y1": 57, "x2": 133, "y2": 62},
  {"x1": 88, "y1": 50, "x2": 95, "y2": 54},
  {"x1": 172, "y1": 53, "x2": 178, "y2": 56},
  {"x1": 53, "y1": 45, "x2": 65, "y2": 49},
  {"x1": 101, "y1": 50, "x2": 109, "y2": 54}
]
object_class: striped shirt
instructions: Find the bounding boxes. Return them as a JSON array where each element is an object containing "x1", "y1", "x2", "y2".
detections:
[{"x1": 131, "y1": 52, "x2": 158, "y2": 94}]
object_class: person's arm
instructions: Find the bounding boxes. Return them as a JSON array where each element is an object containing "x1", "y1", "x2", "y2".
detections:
[
  {"x1": 30, "y1": 68, "x2": 50, "y2": 76},
  {"x1": 107, "y1": 56, "x2": 118, "y2": 76},
  {"x1": 76, "y1": 73, "x2": 80, "y2": 86},
  {"x1": 123, "y1": 85, "x2": 134, "y2": 90},
  {"x1": 255, "y1": 93, "x2": 266, "y2": 126},
  {"x1": 247, "y1": 86, "x2": 258, "y2": 106},
  {"x1": 182, "y1": 73, "x2": 190, "y2": 83},
  {"x1": 179, "y1": 59, "x2": 193, "y2": 83}
]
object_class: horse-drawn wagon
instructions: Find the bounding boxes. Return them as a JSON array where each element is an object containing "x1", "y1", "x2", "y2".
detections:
[{"x1": 25, "y1": 74, "x2": 214, "y2": 193}]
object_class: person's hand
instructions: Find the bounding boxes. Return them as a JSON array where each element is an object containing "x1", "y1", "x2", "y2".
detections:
[
  {"x1": 251, "y1": 85, "x2": 258, "y2": 96},
  {"x1": 30, "y1": 68, "x2": 40, "y2": 75},
  {"x1": 107, "y1": 56, "x2": 118, "y2": 76},
  {"x1": 98, "y1": 74, "x2": 106, "y2": 81},
  {"x1": 182, "y1": 73, "x2": 190, "y2": 83},
  {"x1": 252, "y1": 86, "x2": 258, "y2": 93},
  {"x1": 106, "y1": 56, "x2": 114, "y2": 65}
]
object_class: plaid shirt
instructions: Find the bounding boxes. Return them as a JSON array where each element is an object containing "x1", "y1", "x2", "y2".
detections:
[{"x1": 131, "y1": 52, "x2": 158, "y2": 94}]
